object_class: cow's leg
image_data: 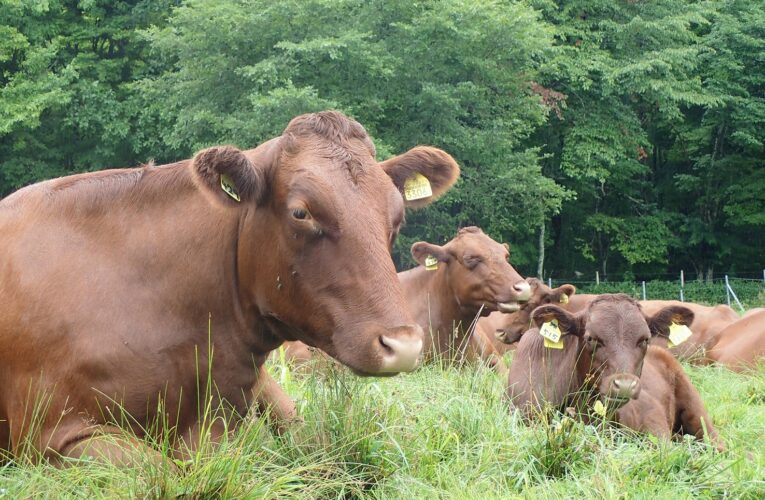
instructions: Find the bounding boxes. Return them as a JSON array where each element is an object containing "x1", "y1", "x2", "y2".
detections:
[
  {"x1": 52, "y1": 425, "x2": 173, "y2": 468},
  {"x1": 674, "y1": 373, "x2": 725, "y2": 451},
  {"x1": 251, "y1": 366, "x2": 299, "y2": 434}
]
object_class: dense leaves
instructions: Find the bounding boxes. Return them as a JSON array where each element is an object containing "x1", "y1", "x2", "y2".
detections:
[{"x1": 0, "y1": 0, "x2": 762, "y2": 278}]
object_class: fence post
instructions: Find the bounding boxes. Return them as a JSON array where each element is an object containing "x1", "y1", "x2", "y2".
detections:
[
  {"x1": 641, "y1": 281, "x2": 646, "y2": 301},
  {"x1": 679, "y1": 270, "x2": 685, "y2": 302},
  {"x1": 762, "y1": 269, "x2": 764, "y2": 283},
  {"x1": 548, "y1": 277, "x2": 552, "y2": 288},
  {"x1": 725, "y1": 275, "x2": 731, "y2": 306},
  {"x1": 725, "y1": 275, "x2": 746, "y2": 313},
  {"x1": 596, "y1": 271, "x2": 600, "y2": 286}
]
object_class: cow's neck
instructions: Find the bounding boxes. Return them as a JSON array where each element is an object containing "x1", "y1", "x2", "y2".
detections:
[{"x1": 399, "y1": 265, "x2": 475, "y2": 356}]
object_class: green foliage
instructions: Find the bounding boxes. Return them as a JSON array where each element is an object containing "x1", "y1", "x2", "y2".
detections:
[{"x1": 1, "y1": 0, "x2": 763, "y2": 275}]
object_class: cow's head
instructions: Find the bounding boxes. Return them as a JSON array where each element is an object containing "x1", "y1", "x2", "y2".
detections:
[
  {"x1": 410, "y1": 227, "x2": 530, "y2": 317},
  {"x1": 190, "y1": 111, "x2": 459, "y2": 376},
  {"x1": 496, "y1": 278, "x2": 576, "y2": 344},
  {"x1": 531, "y1": 294, "x2": 694, "y2": 408}
]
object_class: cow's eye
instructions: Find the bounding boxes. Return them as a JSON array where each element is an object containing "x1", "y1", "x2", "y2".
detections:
[
  {"x1": 587, "y1": 338, "x2": 600, "y2": 350},
  {"x1": 638, "y1": 338, "x2": 649, "y2": 348},
  {"x1": 464, "y1": 256, "x2": 481, "y2": 269},
  {"x1": 292, "y1": 208, "x2": 309, "y2": 220}
]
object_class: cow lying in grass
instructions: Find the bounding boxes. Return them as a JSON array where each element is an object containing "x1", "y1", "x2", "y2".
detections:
[
  {"x1": 0, "y1": 111, "x2": 460, "y2": 465},
  {"x1": 506, "y1": 294, "x2": 722, "y2": 448},
  {"x1": 706, "y1": 309, "x2": 765, "y2": 371}
]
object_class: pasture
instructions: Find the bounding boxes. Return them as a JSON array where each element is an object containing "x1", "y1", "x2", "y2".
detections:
[{"x1": 1, "y1": 343, "x2": 763, "y2": 498}]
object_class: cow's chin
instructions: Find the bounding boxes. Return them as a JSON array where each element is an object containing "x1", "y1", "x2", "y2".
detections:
[{"x1": 599, "y1": 394, "x2": 635, "y2": 410}]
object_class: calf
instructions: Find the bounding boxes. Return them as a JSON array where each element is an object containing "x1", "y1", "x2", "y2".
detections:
[
  {"x1": 398, "y1": 227, "x2": 531, "y2": 365},
  {"x1": 507, "y1": 294, "x2": 722, "y2": 447},
  {"x1": 706, "y1": 309, "x2": 765, "y2": 371},
  {"x1": 640, "y1": 300, "x2": 739, "y2": 361}
]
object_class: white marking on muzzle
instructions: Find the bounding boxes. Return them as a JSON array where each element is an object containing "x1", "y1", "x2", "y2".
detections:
[{"x1": 379, "y1": 335, "x2": 423, "y2": 373}]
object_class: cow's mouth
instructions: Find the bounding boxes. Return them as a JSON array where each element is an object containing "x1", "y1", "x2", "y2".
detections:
[
  {"x1": 497, "y1": 301, "x2": 525, "y2": 313},
  {"x1": 601, "y1": 395, "x2": 632, "y2": 408}
]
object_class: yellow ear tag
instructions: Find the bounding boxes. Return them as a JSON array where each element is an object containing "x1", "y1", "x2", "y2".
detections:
[
  {"x1": 403, "y1": 173, "x2": 433, "y2": 201},
  {"x1": 540, "y1": 319, "x2": 564, "y2": 349},
  {"x1": 667, "y1": 322, "x2": 692, "y2": 348},
  {"x1": 593, "y1": 400, "x2": 607, "y2": 417},
  {"x1": 220, "y1": 174, "x2": 241, "y2": 202},
  {"x1": 560, "y1": 294, "x2": 569, "y2": 304},
  {"x1": 424, "y1": 254, "x2": 439, "y2": 271}
]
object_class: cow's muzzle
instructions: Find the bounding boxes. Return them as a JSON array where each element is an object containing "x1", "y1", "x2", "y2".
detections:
[{"x1": 605, "y1": 374, "x2": 641, "y2": 404}]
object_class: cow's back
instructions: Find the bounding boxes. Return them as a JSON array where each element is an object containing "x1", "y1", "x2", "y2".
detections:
[
  {"x1": 707, "y1": 310, "x2": 765, "y2": 371},
  {"x1": 0, "y1": 165, "x2": 260, "y2": 453}
]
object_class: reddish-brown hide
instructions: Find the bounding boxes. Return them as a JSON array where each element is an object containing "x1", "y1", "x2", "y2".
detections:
[
  {"x1": 507, "y1": 294, "x2": 721, "y2": 447},
  {"x1": 397, "y1": 227, "x2": 530, "y2": 365},
  {"x1": 706, "y1": 309, "x2": 765, "y2": 371},
  {"x1": 640, "y1": 300, "x2": 739, "y2": 360},
  {"x1": 0, "y1": 111, "x2": 460, "y2": 463}
]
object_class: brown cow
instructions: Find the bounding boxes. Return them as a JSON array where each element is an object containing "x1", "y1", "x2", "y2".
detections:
[
  {"x1": 397, "y1": 227, "x2": 531, "y2": 366},
  {"x1": 507, "y1": 294, "x2": 722, "y2": 448},
  {"x1": 706, "y1": 309, "x2": 765, "y2": 371},
  {"x1": 0, "y1": 111, "x2": 460, "y2": 464},
  {"x1": 640, "y1": 300, "x2": 739, "y2": 360}
]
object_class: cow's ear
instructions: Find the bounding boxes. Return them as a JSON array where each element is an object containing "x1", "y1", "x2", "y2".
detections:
[
  {"x1": 532, "y1": 305, "x2": 585, "y2": 337},
  {"x1": 646, "y1": 305, "x2": 694, "y2": 338},
  {"x1": 552, "y1": 284, "x2": 577, "y2": 304},
  {"x1": 411, "y1": 241, "x2": 451, "y2": 266},
  {"x1": 190, "y1": 145, "x2": 267, "y2": 207},
  {"x1": 380, "y1": 146, "x2": 460, "y2": 208}
]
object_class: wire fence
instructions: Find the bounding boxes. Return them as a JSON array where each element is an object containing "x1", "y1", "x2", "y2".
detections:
[{"x1": 544, "y1": 276, "x2": 765, "y2": 311}]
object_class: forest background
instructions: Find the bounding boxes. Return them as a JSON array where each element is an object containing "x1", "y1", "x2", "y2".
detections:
[{"x1": 2, "y1": 0, "x2": 763, "y2": 283}]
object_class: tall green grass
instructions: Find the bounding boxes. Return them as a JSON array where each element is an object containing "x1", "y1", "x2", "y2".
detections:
[{"x1": 1, "y1": 354, "x2": 763, "y2": 498}]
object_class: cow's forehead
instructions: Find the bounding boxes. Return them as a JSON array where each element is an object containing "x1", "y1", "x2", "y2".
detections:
[
  {"x1": 588, "y1": 302, "x2": 649, "y2": 336},
  {"x1": 452, "y1": 231, "x2": 505, "y2": 256},
  {"x1": 275, "y1": 140, "x2": 400, "y2": 219}
]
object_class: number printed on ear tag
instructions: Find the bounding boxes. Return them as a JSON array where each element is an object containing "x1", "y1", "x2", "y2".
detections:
[
  {"x1": 220, "y1": 174, "x2": 240, "y2": 202},
  {"x1": 539, "y1": 319, "x2": 562, "y2": 342},
  {"x1": 668, "y1": 322, "x2": 692, "y2": 348},
  {"x1": 404, "y1": 173, "x2": 432, "y2": 201},
  {"x1": 424, "y1": 254, "x2": 439, "y2": 271}
]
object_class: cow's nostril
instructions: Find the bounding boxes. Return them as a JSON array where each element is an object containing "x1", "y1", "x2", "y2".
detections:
[
  {"x1": 378, "y1": 334, "x2": 423, "y2": 373},
  {"x1": 378, "y1": 335, "x2": 394, "y2": 354}
]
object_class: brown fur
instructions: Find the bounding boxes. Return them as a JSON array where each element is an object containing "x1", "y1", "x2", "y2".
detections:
[
  {"x1": 640, "y1": 300, "x2": 739, "y2": 361},
  {"x1": 0, "y1": 110, "x2": 460, "y2": 464},
  {"x1": 706, "y1": 309, "x2": 765, "y2": 371},
  {"x1": 397, "y1": 228, "x2": 529, "y2": 367},
  {"x1": 507, "y1": 294, "x2": 722, "y2": 448}
]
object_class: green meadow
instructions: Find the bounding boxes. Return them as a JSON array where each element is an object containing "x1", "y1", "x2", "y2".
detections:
[{"x1": 1, "y1": 351, "x2": 763, "y2": 499}]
